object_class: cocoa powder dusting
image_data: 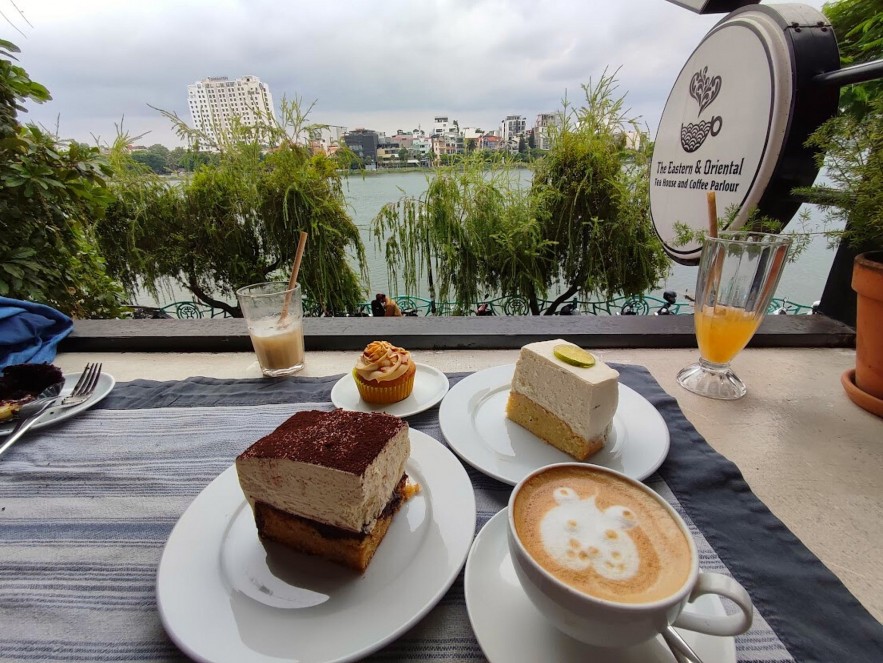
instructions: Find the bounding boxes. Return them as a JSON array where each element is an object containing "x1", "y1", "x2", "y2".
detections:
[{"x1": 237, "y1": 409, "x2": 407, "y2": 475}]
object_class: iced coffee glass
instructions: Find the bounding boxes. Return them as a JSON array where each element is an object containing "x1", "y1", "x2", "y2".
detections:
[
  {"x1": 677, "y1": 232, "x2": 792, "y2": 400},
  {"x1": 236, "y1": 282, "x2": 305, "y2": 377}
]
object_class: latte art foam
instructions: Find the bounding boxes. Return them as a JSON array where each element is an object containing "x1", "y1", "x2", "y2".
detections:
[
  {"x1": 513, "y1": 466, "x2": 693, "y2": 604},
  {"x1": 540, "y1": 487, "x2": 639, "y2": 581}
]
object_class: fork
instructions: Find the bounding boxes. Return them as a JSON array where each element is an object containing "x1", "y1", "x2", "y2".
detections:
[{"x1": 0, "y1": 363, "x2": 103, "y2": 460}]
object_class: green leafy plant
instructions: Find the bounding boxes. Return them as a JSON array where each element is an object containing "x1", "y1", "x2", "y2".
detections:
[
  {"x1": 794, "y1": 0, "x2": 883, "y2": 254},
  {"x1": 672, "y1": 206, "x2": 813, "y2": 261},
  {"x1": 0, "y1": 39, "x2": 125, "y2": 318},
  {"x1": 796, "y1": 97, "x2": 883, "y2": 253},
  {"x1": 823, "y1": 0, "x2": 883, "y2": 119}
]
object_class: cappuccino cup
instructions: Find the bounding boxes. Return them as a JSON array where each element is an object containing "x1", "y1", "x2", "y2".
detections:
[{"x1": 507, "y1": 463, "x2": 753, "y2": 648}]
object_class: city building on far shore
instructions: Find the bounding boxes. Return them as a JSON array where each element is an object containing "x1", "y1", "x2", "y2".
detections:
[
  {"x1": 310, "y1": 125, "x2": 347, "y2": 155},
  {"x1": 478, "y1": 133, "x2": 502, "y2": 151},
  {"x1": 344, "y1": 128, "x2": 380, "y2": 166},
  {"x1": 500, "y1": 114, "x2": 527, "y2": 152},
  {"x1": 534, "y1": 112, "x2": 560, "y2": 151},
  {"x1": 187, "y1": 75, "x2": 276, "y2": 144}
]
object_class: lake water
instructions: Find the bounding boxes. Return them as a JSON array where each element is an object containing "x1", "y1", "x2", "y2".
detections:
[{"x1": 137, "y1": 170, "x2": 837, "y2": 311}]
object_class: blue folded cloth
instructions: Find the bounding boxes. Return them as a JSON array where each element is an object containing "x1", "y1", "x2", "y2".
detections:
[{"x1": 0, "y1": 297, "x2": 73, "y2": 369}]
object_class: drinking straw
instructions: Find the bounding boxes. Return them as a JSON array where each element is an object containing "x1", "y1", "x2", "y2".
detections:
[
  {"x1": 704, "y1": 192, "x2": 723, "y2": 310},
  {"x1": 279, "y1": 231, "x2": 308, "y2": 324},
  {"x1": 706, "y1": 191, "x2": 718, "y2": 238}
]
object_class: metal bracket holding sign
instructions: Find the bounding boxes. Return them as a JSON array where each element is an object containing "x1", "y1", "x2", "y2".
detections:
[
  {"x1": 665, "y1": 0, "x2": 757, "y2": 15},
  {"x1": 650, "y1": 3, "x2": 839, "y2": 265}
]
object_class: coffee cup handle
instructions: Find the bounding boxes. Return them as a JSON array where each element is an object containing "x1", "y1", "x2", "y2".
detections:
[{"x1": 672, "y1": 572, "x2": 754, "y2": 636}]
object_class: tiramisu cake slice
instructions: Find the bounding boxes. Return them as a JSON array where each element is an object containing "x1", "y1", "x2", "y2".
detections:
[{"x1": 236, "y1": 409, "x2": 418, "y2": 572}]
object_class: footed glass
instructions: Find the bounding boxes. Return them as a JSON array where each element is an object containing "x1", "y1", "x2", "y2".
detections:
[{"x1": 677, "y1": 232, "x2": 792, "y2": 400}]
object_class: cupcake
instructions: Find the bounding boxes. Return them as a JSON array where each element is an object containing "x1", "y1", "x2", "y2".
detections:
[{"x1": 353, "y1": 341, "x2": 416, "y2": 404}]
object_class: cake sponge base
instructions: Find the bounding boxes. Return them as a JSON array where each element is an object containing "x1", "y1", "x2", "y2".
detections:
[
  {"x1": 506, "y1": 391, "x2": 606, "y2": 460},
  {"x1": 253, "y1": 476, "x2": 419, "y2": 572}
]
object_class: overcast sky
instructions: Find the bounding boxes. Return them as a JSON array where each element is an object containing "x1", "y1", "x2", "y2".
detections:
[{"x1": 9, "y1": 0, "x2": 827, "y2": 147}]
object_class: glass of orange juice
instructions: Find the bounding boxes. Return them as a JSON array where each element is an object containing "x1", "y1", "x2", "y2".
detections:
[
  {"x1": 236, "y1": 282, "x2": 305, "y2": 377},
  {"x1": 677, "y1": 232, "x2": 792, "y2": 399}
]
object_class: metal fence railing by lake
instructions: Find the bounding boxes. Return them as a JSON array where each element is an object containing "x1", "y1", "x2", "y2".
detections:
[{"x1": 129, "y1": 295, "x2": 815, "y2": 320}]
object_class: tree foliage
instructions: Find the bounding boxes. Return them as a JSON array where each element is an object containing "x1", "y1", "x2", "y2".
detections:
[
  {"x1": 797, "y1": 94, "x2": 883, "y2": 252},
  {"x1": 531, "y1": 75, "x2": 669, "y2": 312},
  {"x1": 96, "y1": 100, "x2": 368, "y2": 316},
  {"x1": 0, "y1": 39, "x2": 125, "y2": 318},
  {"x1": 372, "y1": 156, "x2": 548, "y2": 314},
  {"x1": 372, "y1": 73, "x2": 669, "y2": 314},
  {"x1": 824, "y1": 0, "x2": 883, "y2": 118},
  {"x1": 131, "y1": 144, "x2": 171, "y2": 174},
  {"x1": 794, "y1": 0, "x2": 883, "y2": 252},
  {"x1": 129, "y1": 143, "x2": 220, "y2": 174}
]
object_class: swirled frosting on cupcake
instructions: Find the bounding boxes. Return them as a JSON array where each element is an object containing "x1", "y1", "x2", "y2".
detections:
[{"x1": 355, "y1": 341, "x2": 412, "y2": 383}]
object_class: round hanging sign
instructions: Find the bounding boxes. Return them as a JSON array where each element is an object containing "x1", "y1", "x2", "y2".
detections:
[{"x1": 650, "y1": 3, "x2": 839, "y2": 264}]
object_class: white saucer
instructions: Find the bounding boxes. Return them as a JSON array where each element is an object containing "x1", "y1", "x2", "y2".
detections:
[
  {"x1": 156, "y1": 429, "x2": 476, "y2": 663},
  {"x1": 464, "y1": 510, "x2": 737, "y2": 663},
  {"x1": 439, "y1": 364, "x2": 669, "y2": 485},
  {"x1": 0, "y1": 371, "x2": 116, "y2": 435},
  {"x1": 331, "y1": 363, "x2": 450, "y2": 417}
]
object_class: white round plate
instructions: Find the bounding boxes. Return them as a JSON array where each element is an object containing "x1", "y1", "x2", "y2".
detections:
[
  {"x1": 439, "y1": 364, "x2": 669, "y2": 485},
  {"x1": 330, "y1": 362, "x2": 450, "y2": 417},
  {"x1": 0, "y1": 370, "x2": 116, "y2": 435},
  {"x1": 156, "y1": 429, "x2": 476, "y2": 663},
  {"x1": 465, "y1": 510, "x2": 737, "y2": 663}
]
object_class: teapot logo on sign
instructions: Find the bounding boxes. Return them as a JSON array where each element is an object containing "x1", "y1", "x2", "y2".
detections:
[{"x1": 680, "y1": 66, "x2": 723, "y2": 153}]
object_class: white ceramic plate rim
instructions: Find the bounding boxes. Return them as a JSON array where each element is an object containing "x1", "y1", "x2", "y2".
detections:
[
  {"x1": 156, "y1": 429, "x2": 476, "y2": 663},
  {"x1": 464, "y1": 509, "x2": 737, "y2": 663},
  {"x1": 0, "y1": 371, "x2": 116, "y2": 435},
  {"x1": 439, "y1": 364, "x2": 670, "y2": 485},
  {"x1": 330, "y1": 362, "x2": 450, "y2": 417}
]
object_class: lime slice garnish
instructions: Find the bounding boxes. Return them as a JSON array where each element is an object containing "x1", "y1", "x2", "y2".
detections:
[{"x1": 553, "y1": 344, "x2": 596, "y2": 367}]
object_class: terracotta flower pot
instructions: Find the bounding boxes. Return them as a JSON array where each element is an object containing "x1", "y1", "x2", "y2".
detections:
[{"x1": 843, "y1": 251, "x2": 883, "y2": 416}]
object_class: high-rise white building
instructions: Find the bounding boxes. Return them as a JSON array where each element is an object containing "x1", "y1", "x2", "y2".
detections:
[{"x1": 187, "y1": 75, "x2": 276, "y2": 143}]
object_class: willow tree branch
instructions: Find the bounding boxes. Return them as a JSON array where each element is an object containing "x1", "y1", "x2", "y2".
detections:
[
  {"x1": 545, "y1": 284, "x2": 580, "y2": 315},
  {"x1": 187, "y1": 275, "x2": 241, "y2": 317}
]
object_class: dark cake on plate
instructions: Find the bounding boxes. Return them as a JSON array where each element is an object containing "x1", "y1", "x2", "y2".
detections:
[
  {"x1": 236, "y1": 409, "x2": 419, "y2": 571},
  {"x1": 0, "y1": 363, "x2": 63, "y2": 421}
]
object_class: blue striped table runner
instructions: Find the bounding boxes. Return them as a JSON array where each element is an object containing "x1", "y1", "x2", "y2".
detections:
[{"x1": 0, "y1": 367, "x2": 880, "y2": 662}]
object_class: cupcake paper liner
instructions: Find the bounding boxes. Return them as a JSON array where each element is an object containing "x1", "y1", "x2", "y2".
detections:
[{"x1": 353, "y1": 369, "x2": 415, "y2": 404}]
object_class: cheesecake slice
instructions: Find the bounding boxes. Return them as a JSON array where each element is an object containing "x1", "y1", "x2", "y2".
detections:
[
  {"x1": 505, "y1": 339, "x2": 619, "y2": 460},
  {"x1": 236, "y1": 409, "x2": 416, "y2": 571}
]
